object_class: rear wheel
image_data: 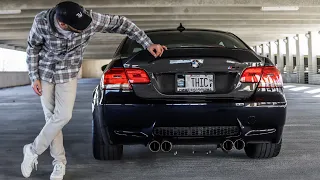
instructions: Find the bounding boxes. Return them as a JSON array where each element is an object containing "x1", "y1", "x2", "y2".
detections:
[
  {"x1": 244, "y1": 139, "x2": 282, "y2": 159},
  {"x1": 92, "y1": 119, "x2": 123, "y2": 160}
]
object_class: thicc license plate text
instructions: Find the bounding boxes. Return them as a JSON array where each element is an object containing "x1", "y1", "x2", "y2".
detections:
[{"x1": 177, "y1": 74, "x2": 214, "y2": 92}]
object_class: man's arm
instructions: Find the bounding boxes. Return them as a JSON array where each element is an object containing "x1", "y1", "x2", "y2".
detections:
[
  {"x1": 26, "y1": 19, "x2": 44, "y2": 83},
  {"x1": 91, "y1": 12, "x2": 153, "y2": 50}
]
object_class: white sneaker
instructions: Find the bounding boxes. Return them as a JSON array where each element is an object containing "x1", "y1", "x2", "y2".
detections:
[
  {"x1": 50, "y1": 163, "x2": 66, "y2": 180},
  {"x1": 21, "y1": 144, "x2": 38, "y2": 178}
]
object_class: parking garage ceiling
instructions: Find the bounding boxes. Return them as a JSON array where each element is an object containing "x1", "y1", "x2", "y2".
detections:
[{"x1": 1, "y1": 0, "x2": 320, "y2": 59}]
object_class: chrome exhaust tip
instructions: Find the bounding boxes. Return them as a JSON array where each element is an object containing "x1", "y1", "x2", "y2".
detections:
[
  {"x1": 234, "y1": 139, "x2": 245, "y2": 150},
  {"x1": 221, "y1": 139, "x2": 234, "y2": 152},
  {"x1": 160, "y1": 140, "x2": 173, "y2": 152},
  {"x1": 149, "y1": 140, "x2": 160, "y2": 152}
]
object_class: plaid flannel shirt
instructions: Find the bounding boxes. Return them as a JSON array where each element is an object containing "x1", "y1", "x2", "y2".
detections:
[{"x1": 26, "y1": 9, "x2": 153, "y2": 84}]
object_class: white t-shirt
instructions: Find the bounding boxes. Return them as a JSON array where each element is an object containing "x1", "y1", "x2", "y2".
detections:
[{"x1": 54, "y1": 15, "x2": 73, "y2": 39}]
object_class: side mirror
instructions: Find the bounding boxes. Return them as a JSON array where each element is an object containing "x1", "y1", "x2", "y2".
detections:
[{"x1": 101, "y1": 64, "x2": 108, "y2": 72}]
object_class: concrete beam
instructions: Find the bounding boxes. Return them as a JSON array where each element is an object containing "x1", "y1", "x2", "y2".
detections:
[
  {"x1": 0, "y1": 36, "x2": 296, "y2": 50},
  {"x1": 122, "y1": 14, "x2": 320, "y2": 21},
  {"x1": 0, "y1": 24, "x2": 31, "y2": 30},
  {"x1": 4, "y1": 18, "x2": 320, "y2": 25},
  {"x1": 0, "y1": 26, "x2": 317, "y2": 35},
  {"x1": 2, "y1": 0, "x2": 320, "y2": 10},
  {"x1": 0, "y1": 31, "x2": 127, "y2": 40},
  {"x1": 4, "y1": 7, "x2": 320, "y2": 19},
  {"x1": 2, "y1": 24, "x2": 320, "y2": 32},
  {"x1": 5, "y1": 14, "x2": 320, "y2": 21}
]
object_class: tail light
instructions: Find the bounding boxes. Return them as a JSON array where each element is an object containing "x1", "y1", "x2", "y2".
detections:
[
  {"x1": 102, "y1": 67, "x2": 150, "y2": 90},
  {"x1": 240, "y1": 66, "x2": 283, "y2": 88}
]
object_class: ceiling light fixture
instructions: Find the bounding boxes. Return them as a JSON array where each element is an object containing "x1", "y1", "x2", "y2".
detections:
[
  {"x1": 283, "y1": 38, "x2": 288, "y2": 43},
  {"x1": 0, "y1": 10, "x2": 21, "y2": 14},
  {"x1": 261, "y1": 6, "x2": 299, "y2": 11},
  {"x1": 305, "y1": 33, "x2": 310, "y2": 39}
]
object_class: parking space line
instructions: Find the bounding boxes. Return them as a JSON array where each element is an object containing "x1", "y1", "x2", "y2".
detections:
[
  {"x1": 285, "y1": 124, "x2": 314, "y2": 127},
  {"x1": 283, "y1": 85, "x2": 296, "y2": 88},
  {"x1": 305, "y1": 88, "x2": 320, "y2": 94},
  {"x1": 289, "y1": 87, "x2": 311, "y2": 91}
]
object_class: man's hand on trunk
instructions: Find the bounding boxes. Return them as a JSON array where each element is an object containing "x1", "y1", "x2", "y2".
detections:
[{"x1": 147, "y1": 44, "x2": 167, "y2": 58}]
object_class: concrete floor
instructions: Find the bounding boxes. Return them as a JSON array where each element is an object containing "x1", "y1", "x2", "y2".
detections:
[{"x1": 1, "y1": 79, "x2": 320, "y2": 180}]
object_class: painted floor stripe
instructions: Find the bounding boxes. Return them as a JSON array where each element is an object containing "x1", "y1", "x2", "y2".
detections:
[
  {"x1": 289, "y1": 87, "x2": 311, "y2": 91},
  {"x1": 305, "y1": 88, "x2": 320, "y2": 94},
  {"x1": 283, "y1": 85, "x2": 296, "y2": 88},
  {"x1": 285, "y1": 124, "x2": 316, "y2": 127}
]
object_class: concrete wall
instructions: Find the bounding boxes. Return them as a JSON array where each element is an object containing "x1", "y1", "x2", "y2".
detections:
[
  {"x1": 82, "y1": 59, "x2": 112, "y2": 78},
  {"x1": 282, "y1": 73, "x2": 299, "y2": 83},
  {"x1": 0, "y1": 72, "x2": 30, "y2": 88},
  {"x1": 0, "y1": 59, "x2": 110, "y2": 89},
  {"x1": 309, "y1": 74, "x2": 320, "y2": 85},
  {"x1": 282, "y1": 72, "x2": 320, "y2": 84}
]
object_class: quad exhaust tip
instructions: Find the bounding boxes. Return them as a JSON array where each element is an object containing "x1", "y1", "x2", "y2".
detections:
[
  {"x1": 234, "y1": 139, "x2": 245, "y2": 150},
  {"x1": 222, "y1": 139, "x2": 234, "y2": 152},
  {"x1": 149, "y1": 140, "x2": 160, "y2": 152},
  {"x1": 150, "y1": 139, "x2": 243, "y2": 153},
  {"x1": 221, "y1": 139, "x2": 246, "y2": 152},
  {"x1": 161, "y1": 140, "x2": 173, "y2": 152}
]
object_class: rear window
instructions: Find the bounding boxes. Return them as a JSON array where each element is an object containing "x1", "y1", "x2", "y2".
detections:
[{"x1": 119, "y1": 30, "x2": 249, "y2": 57}]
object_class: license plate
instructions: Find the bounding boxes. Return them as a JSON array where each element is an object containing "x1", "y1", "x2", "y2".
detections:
[{"x1": 176, "y1": 74, "x2": 215, "y2": 93}]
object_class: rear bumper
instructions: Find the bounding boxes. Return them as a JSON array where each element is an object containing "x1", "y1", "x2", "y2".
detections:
[{"x1": 94, "y1": 101, "x2": 287, "y2": 145}]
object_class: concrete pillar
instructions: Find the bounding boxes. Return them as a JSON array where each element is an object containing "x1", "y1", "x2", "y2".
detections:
[
  {"x1": 296, "y1": 34, "x2": 305, "y2": 83},
  {"x1": 268, "y1": 42, "x2": 275, "y2": 64},
  {"x1": 262, "y1": 44, "x2": 269, "y2": 57},
  {"x1": 253, "y1": 46, "x2": 257, "y2": 53},
  {"x1": 261, "y1": 44, "x2": 265, "y2": 56},
  {"x1": 276, "y1": 39, "x2": 284, "y2": 73},
  {"x1": 285, "y1": 37, "x2": 295, "y2": 73},
  {"x1": 307, "y1": 31, "x2": 319, "y2": 78}
]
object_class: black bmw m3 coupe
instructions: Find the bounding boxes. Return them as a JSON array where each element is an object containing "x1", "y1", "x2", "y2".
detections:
[{"x1": 92, "y1": 27, "x2": 287, "y2": 160}]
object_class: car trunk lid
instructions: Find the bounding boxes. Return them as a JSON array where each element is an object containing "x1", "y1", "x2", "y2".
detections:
[{"x1": 122, "y1": 47, "x2": 265, "y2": 100}]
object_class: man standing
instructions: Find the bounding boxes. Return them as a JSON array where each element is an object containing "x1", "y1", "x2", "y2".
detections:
[{"x1": 21, "y1": 1, "x2": 167, "y2": 179}]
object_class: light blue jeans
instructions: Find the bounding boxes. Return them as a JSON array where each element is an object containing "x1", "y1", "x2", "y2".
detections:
[{"x1": 31, "y1": 77, "x2": 78, "y2": 166}]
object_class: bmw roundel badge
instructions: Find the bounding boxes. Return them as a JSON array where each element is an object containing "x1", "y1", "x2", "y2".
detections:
[{"x1": 191, "y1": 59, "x2": 204, "y2": 68}]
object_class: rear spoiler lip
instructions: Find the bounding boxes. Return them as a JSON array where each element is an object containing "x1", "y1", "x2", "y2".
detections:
[{"x1": 124, "y1": 47, "x2": 264, "y2": 65}]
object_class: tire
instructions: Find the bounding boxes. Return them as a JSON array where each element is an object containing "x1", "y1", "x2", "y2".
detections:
[
  {"x1": 92, "y1": 119, "x2": 123, "y2": 160},
  {"x1": 244, "y1": 139, "x2": 282, "y2": 159}
]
